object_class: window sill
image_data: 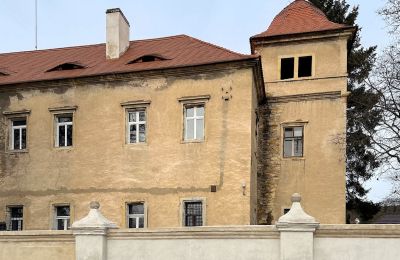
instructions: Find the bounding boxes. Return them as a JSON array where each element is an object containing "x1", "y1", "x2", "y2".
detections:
[
  {"x1": 125, "y1": 143, "x2": 148, "y2": 148},
  {"x1": 282, "y1": 157, "x2": 305, "y2": 161},
  {"x1": 6, "y1": 149, "x2": 29, "y2": 154},
  {"x1": 181, "y1": 140, "x2": 205, "y2": 144},
  {"x1": 54, "y1": 147, "x2": 73, "y2": 151}
]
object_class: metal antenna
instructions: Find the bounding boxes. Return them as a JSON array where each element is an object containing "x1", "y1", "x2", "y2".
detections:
[{"x1": 35, "y1": 0, "x2": 38, "y2": 50}]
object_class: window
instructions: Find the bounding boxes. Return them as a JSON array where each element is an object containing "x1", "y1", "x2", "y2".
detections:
[
  {"x1": 0, "y1": 222, "x2": 6, "y2": 231},
  {"x1": 283, "y1": 208, "x2": 290, "y2": 215},
  {"x1": 127, "y1": 110, "x2": 146, "y2": 144},
  {"x1": 55, "y1": 114, "x2": 73, "y2": 147},
  {"x1": 127, "y1": 54, "x2": 168, "y2": 64},
  {"x1": 298, "y1": 56, "x2": 313, "y2": 78},
  {"x1": 47, "y1": 62, "x2": 86, "y2": 72},
  {"x1": 280, "y1": 57, "x2": 295, "y2": 80},
  {"x1": 10, "y1": 118, "x2": 27, "y2": 150},
  {"x1": 183, "y1": 201, "x2": 203, "y2": 227},
  {"x1": 7, "y1": 206, "x2": 23, "y2": 231},
  {"x1": 184, "y1": 105, "x2": 204, "y2": 141},
  {"x1": 283, "y1": 127, "x2": 304, "y2": 158},
  {"x1": 54, "y1": 205, "x2": 70, "y2": 230},
  {"x1": 280, "y1": 56, "x2": 313, "y2": 80},
  {"x1": 127, "y1": 203, "x2": 145, "y2": 228}
]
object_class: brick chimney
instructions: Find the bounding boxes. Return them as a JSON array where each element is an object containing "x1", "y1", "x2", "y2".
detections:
[{"x1": 106, "y1": 8, "x2": 130, "y2": 59}]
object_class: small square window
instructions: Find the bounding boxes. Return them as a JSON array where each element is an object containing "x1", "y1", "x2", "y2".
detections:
[
  {"x1": 298, "y1": 56, "x2": 313, "y2": 78},
  {"x1": 55, "y1": 114, "x2": 73, "y2": 147},
  {"x1": 183, "y1": 201, "x2": 203, "y2": 227},
  {"x1": 10, "y1": 118, "x2": 27, "y2": 150},
  {"x1": 126, "y1": 110, "x2": 146, "y2": 144},
  {"x1": 283, "y1": 126, "x2": 304, "y2": 158},
  {"x1": 7, "y1": 206, "x2": 23, "y2": 231},
  {"x1": 127, "y1": 203, "x2": 145, "y2": 228},
  {"x1": 280, "y1": 58, "x2": 295, "y2": 80},
  {"x1": 184, "y1": 105, "x2": 204, "y2": 141},
  {"x1": 54, "y1": 205, "x2": 70, "y2": 230}
]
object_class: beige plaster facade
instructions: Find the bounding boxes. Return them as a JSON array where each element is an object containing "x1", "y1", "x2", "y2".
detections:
[
  {"x1": 0, "y1": 62, "x2": 263, "y2": 230},
  {"x1": 253, "y1": 31, "x2": 353, "y2": 224}
]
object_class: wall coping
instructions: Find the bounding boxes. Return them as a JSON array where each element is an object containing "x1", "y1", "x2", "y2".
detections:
[
  {"x1": 108, "y1": 225, "x2": 279, "y2": 240},
  {"x1": 317, "y1": 224, "x2": 400, "y2": 238},
  {"x1": 0, "y1": 230, "x2": 74, "y2": 242}
]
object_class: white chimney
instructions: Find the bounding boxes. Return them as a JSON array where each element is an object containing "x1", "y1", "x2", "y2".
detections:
[{"x1": 106, "y1": 8, "x2": 130, "y2": 59}]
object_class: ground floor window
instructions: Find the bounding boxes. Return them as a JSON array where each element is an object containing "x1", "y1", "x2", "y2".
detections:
[
  {"x1": 7, "y1": 206, "x2": 23, "y2": 231},
  {"x1": 54, "y1": 205, "x2": 70, "y2": 230},
  {"x1": 183, "y1": 201, "x2": 203, "y2": 227},
  {"x1": 127, "y1": 203, "x2": 145, "y2": 228}
]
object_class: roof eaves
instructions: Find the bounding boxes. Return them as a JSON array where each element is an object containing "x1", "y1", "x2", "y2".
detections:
[{"x1": 0, "y1": 56, "x2": 259, "y2": 87}]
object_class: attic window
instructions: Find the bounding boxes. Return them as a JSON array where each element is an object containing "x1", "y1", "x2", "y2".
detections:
[
  {"x1": 128, "y1": 55, "x2": 167, "y2": 64},
  {"x1": 47, "y1": 62, "x2": 86, "y2": 72}
]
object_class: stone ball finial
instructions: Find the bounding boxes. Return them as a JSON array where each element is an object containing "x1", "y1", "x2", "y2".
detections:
[
  {"x1": 291, "y1": 193, "x2": 301, "y2": 203},
  {"x1": 90, "y1": 201, "x2": 100, "y2": 209}
]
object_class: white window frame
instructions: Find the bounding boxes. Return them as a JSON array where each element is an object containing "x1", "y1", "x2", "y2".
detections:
[
  {"x1": 184, "y1": 105, "x2": 205, "y2": 141},
  {"x1": 126, "y1": 202, "x2": 146, "y2": 229},
  {"x1": 126, "y1": 109, "x2": 146, "y2": 144},
  {"x1": 55, "y1": 114, "x2": 73, "y2": 148},
  {"x1": 283, "y1": 126, "x2": 304, "y2": 158},
  {"x1": 10, "y1": 118, "x2": 27, "y2": 151},
  {"x1": 54, "y1": 205, "x2": 70, "y2": 230}
]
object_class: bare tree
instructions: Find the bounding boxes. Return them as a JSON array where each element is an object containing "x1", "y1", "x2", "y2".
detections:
[
  {"x1": 369, "y1": 0, "x2": 400, "y2": 199},
  {"x1": 380, "y1": 0, "x2": 400, "y2": 34}
]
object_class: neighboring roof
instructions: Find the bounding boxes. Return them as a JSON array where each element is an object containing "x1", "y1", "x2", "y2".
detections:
[
  {"x1": 373, "y1": 214, "x2": 400, "y2": 224},
  {"x1": 0, "y1": 35, "x2": 256, "y2": 86},
  {"x1": 251, "y1": 0, "x2": 351, "y2": 40}
]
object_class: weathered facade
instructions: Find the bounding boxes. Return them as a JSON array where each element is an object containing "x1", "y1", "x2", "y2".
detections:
[
  {"x1": 0, "y1": 0, "x2": 354, "y2": 230},
  {"x1": 252, "y1": 0, "x2": 354, "y2": 224}
]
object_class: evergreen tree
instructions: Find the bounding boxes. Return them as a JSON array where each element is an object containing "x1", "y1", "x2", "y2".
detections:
[{"x1": 309, "y1": 0, "x2": 381, "y2": 221}]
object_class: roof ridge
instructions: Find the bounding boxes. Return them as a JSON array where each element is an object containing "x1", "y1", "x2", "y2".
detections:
[{"x1": 0, "y1": 34, "x2": 189, "y2": 57}]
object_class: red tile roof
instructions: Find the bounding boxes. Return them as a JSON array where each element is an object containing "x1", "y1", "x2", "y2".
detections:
[
  {"x1": 252, "y1": 0, "x2": 349, "y2": 39},
  {"x1": 0, "y1": 35, "x2": 255, "y2": 86}
]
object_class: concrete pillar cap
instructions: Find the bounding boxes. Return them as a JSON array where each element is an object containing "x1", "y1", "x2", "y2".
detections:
[
  {"x1": 276, "y1": 193, "x2": 319, "y2": 230},
  {"x1": 72, "y1": 202, "x2": 118, "y2": 231}
]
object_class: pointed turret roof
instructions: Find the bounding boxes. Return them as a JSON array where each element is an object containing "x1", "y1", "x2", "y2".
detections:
[{"x1": 252, "y1": 0, "x2": 351, "y2": 39}]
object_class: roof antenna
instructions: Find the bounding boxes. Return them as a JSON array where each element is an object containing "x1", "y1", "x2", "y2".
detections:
[{"x1": 35, "y1": 0, "x2": 38, "y2": 50}]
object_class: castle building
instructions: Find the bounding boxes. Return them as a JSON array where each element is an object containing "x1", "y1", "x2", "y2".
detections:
[{"x1": 0, "y1": 0, "x2": 354, "y2": 230}]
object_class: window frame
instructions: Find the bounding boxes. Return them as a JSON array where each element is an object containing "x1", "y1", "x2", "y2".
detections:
[
  {"x1": 126, "y1": 109, "x2": 147, "y2": 144},
  {"x1": 10, "y1": 118, "x2": 27, "y2": 151},
  {"x1": 125, "y1": 202, "x2": 147, "y2": 229},
  {"x1": 282, "y1": 125, "x2": 305, "y2": 158},
  {"x1": 120, "y1": 100, "x2": 151, "y2": 146},
  {"x1": 49, "y1": 106, "x2": 77, "y2": 149},
  {"x1": 279, "y1": 54, "x2": 314, "y2": 81},
  {"x1": 184, "y1": 105, "x2": 205, "y2": 142},
  {"x1": 6, "y1": 205, "x2": 24, "y2": 231},
  {"x1": 178, "y1": 95, "x2": 210, "y2": 143},
  {"x1": 180, "y1": 197, "x2": 206, "y2": 227},
  {"x1": 54, "y1": 114, "x2": 74, "y2": 148},
  {"x1": 2, "y1": 110, "x2": 31, "y2": 153},
  {"x1": 53, "y1": 204, "x2": 71, "y2": 230}
]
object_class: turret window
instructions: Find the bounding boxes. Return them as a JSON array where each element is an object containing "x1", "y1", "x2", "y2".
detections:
[
  {"x1": 298, "y1": 56, "x2": 313, "y2": 78},
  {"x1": 281, "y1": 58, "x2": 295, "y2": 80},
  {"x1": 280, "y1": 56, "x2": 313, "y2": 80}
]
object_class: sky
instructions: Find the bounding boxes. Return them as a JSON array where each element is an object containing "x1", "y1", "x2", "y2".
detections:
[{"x1": 0, "y1": 0, "x2": 393, "y2": 202}]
